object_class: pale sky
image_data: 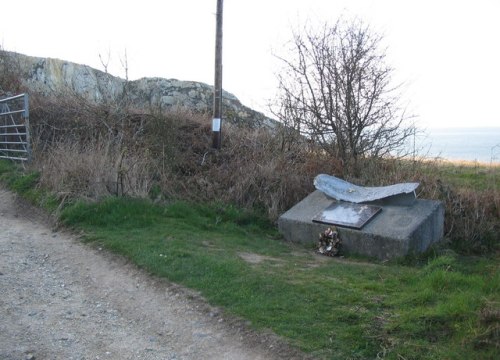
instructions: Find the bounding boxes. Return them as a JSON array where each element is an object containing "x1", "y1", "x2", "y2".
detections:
[{"x1": 1, "y1": 0, "x2": 499, "y2": 129}]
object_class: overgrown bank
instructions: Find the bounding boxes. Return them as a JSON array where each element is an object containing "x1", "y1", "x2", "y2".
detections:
[{"x1": 10, "y1": 88, "x2": 497, "y2": 254}]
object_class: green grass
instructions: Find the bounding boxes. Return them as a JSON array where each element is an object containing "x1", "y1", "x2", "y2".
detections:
[
  {"x1": 0, "y1": 160, "x2": 59, "y2": 211},
  {"x1": 58, "y1": 197, "x2": 499, "y2": 359},
  {"x1": 2, "y1": 159, "x2": 499, "y2": 358},
  {"x1": 429, "y1": 161, "x2": 499, "y2": 191}
]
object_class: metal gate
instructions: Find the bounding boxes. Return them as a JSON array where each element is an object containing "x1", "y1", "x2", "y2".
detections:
[{"x1": 0, "y1": 93, "x2": 31, "y2": 162}]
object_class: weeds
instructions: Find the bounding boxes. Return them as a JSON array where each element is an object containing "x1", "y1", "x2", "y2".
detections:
[{"x1": 36, "y1": 138, "x2": 153, "y2": 199}]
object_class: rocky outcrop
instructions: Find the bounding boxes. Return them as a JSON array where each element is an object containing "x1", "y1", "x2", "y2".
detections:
[{"x1": 0, "y1": 50, "x2": 274, "y2": 128}]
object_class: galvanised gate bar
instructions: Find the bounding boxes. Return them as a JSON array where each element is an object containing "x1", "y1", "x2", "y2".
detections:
[{"x1": 0, "y1": 93, "x2": 30, "y2": 162}]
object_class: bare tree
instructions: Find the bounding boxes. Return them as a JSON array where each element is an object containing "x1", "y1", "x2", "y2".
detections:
[{"x1": 273, "y1": 18, "x2": 415, "y2": 174}]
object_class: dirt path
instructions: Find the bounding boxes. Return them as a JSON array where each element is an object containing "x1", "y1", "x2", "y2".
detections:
[{"x1": 0, "y1": 189, "x2": 305, "y2": 360}]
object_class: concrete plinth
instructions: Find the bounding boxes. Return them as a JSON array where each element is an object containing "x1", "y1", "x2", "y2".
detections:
[{"x1": 278, "y1": 190, "x2": 444, "y2": 260}]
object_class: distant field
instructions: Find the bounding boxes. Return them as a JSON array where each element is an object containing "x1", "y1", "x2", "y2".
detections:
[{"x1": 427, "y1": 159, "x2": 500, "y2": 191}]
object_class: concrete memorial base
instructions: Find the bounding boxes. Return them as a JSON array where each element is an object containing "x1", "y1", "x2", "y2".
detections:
[{"x1": 278, "y1": 190, "x2": 445, "y2": 260}]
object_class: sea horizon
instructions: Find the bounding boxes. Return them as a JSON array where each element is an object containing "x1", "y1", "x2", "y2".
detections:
[{"x1": 411, "y1": 126, "x2": 500, "y2": 164}]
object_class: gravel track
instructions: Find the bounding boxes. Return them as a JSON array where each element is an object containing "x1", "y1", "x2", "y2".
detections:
[{"x1": 0, "y1": 189, "x2": 306, "y2": 360}]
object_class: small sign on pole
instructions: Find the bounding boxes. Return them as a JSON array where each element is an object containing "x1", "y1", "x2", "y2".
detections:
[{"x1": 212, "y1": 118, "x2": 221, "y2": 132}]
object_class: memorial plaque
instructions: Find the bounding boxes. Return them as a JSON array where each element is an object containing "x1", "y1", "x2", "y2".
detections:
[{"x1": 312, "y1": 202, "x2": 381, "y2": 229}]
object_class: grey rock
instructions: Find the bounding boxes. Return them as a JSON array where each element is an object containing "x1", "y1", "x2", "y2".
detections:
[{"x1": 1, "y1": 50, "x2": 275, "y2": 128}]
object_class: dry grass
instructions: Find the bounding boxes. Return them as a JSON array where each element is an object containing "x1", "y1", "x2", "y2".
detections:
[
  {"x1": 36, "y1": 139, "x2": 153, "y2": 200},
  {"x1": 440, "y1": 159, "x2": 500, "y2": 168},
  {"x1": 475, "y1": 302, "x2": 500, "y2": 350}
]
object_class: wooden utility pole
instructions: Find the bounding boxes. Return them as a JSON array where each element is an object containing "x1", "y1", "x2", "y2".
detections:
[{"x1": 212, "y1": 0, "x2": 223, "y2": 149}]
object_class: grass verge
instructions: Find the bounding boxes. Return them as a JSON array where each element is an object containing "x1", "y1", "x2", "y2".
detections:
[
  {"x1": 0, "y1": 160, "x2": 59, "y2": 212},
  {"x1": 59, "y1": 197, "x2": 499, "y2": 359},
  {"x1": 2, "y1": 159, "x2": 499, "y2": 359}
]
